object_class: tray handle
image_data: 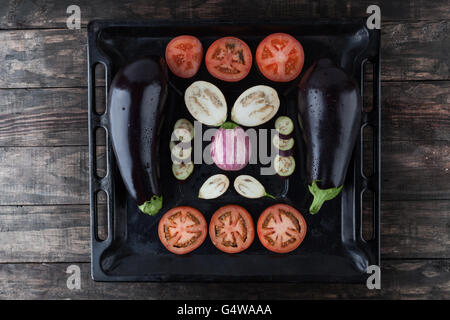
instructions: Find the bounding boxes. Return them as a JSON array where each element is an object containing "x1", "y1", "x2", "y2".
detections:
[
  {"x1": 358, "y1": 38, "x2": 381, "y2": 263},
  {"x1": 87, "y1": 21, "x2": 115, "y2": 279},
  {"x1": 368, "y1": 51, "x2": 381, "y2": 259}
]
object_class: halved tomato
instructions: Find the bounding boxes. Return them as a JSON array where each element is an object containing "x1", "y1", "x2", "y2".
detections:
[
  {"x1": 256, "y1": 33, "x2": 304, "y2": 82},
  {"x1": 165, "y1": 35, "x2": 203, "y2": 78},
  {"x1": 257, "y1": 204, "x2": 307, "y2": 253},
  {"x1": 205, "y1": 37, "x2": 252, "y2": 82},
  {"x1": 158, "y1": 206, "x2": 207, "y2": 254},
  {"x1": 209, "y1": 205, "x2": 255, "y2": 253}
]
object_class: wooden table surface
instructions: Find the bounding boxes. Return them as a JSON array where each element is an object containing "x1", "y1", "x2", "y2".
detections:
[{"x1": 0, "y1": 0, "x2": 449, "y2": 299}]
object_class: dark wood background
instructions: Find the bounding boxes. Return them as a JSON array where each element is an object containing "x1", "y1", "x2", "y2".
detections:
[{"x1": 0, "y1": 0, "x2": 449, "y2": 299}]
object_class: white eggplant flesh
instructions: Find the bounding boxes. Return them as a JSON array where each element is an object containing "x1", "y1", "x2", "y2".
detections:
[
  {"x1": 198, "y1": 174, "x2": 230, "y2": 199},
  {"x1": 184, "y1": 81, "x2": 227, "y2": 126},
  {"x1": 174, "y1": 118, "x2": 194, "y2": 141},
  {"x1": 234, "y1": 175, "x2": 275, "y2": 199},
  {"x1": 172, "y1": 162, "x2": 194, "y2": 180},
  {"x1": 274, "y1": 154, "x2": 296, "y2": 177},
  {"x1": 170, "y1": 141, "x2": 192, "y2": 162},
  {"x1": 172, "y1": 127, "x2": 192, "y2": 143},
  {"x1": 272, "y1": 134, "x2": 295, "y2": 151},
  {"x1": 231, "y1": 85, "x2": 280, "y2": 127},
  {"x1": 275, "y1": 116, "x2": 294, "y2": 135}
]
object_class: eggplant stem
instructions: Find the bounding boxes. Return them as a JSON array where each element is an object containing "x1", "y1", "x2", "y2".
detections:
[
  {"x1": 220, "y1": 121, "x2": 239, "y2": 129},
  {"x1": 308, "y1": 181, "x2": 343, "y2": 214},
  {"x1": 138, "y1": 195, "x2": 163, "y2": 215},
  {"x1": 264, "y1": 192, "x2": 276, "y2": 199}
]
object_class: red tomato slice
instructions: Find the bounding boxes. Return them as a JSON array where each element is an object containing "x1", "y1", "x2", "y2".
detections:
[
  {"x1": 158, "y1": 206, "x2": 207, "y2": 254},
  {"x1": 209, "y1": 205, "x2": 255, "y2": 253},
  {"x1": 165, "y1": 35, "x2": 203, "y2": 78},
  {"x1": 257, "y1": 204, "x2": 307, "y2": 253},
  {"x1": 205, "y1": 37, "x2": 252, "y2": 82},
  {"x1": 256, "y1": 33, "x2": 304, "y2": 82}
]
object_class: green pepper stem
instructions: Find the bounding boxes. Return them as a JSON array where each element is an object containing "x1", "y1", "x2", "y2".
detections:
[
  {"x1": 308, "y1": 181, "x2": 343, "y2": 214},
  {"x1": 138, "y1": 195, "x2": 163, "y2": 216}
]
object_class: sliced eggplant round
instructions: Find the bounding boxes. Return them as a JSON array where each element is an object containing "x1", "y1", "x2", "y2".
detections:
[
  {"x1": 172, "y1": 161, "x2": 194, "y2": 181},
  {"x1": 174, "y1": 118, "x2": 194, "y2": 141},
  {"x1": 172, "y1": 127, "x2": 192, "y2": 143},
  {"x1": 275, "y1": 116, "x2": 294, "y2": 135},
  {"x1": 170, "y1": 141, "x2": 192, "y2": 161},
  {"x1": 274, "y1": 154, "x2": 296, "y2": 177},
  {"x1": 273, "y1": 134, "x2": 294, "y2": 151},
  {"x1": 234, "y1": 175, "x2": 275, "y2": 199},
  {"x1": 231, "y1": 85, "x2": 280, "y2": 127},
  {"x1": 184, "y1": 81, "x2": 227, "y2": 126},
  {"x1": 198, "y1": 174, "x2": 230, "y2": 199}
]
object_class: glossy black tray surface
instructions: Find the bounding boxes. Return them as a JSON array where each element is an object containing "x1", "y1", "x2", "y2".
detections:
[{"x1": 88, "y1": 20, "x2": 381, "y2": 282}]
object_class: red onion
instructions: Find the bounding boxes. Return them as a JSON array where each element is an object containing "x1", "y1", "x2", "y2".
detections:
[{"x1": 210, "y1": 122, "x2": 251, "y2": 171}]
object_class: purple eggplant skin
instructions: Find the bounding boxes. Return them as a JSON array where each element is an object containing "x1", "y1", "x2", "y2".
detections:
[
  {"x1": 297, "y1": 58, "x2": 362, "y2": 214},
  {"x1": 108, "y1": 57, "x2": 168, "y2": 215}
]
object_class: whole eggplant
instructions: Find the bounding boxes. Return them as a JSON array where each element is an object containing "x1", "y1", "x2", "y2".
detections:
[
  {"x1": 108, "y1": 57, "x2": 168, "y2": 215},
  {"x1": 297, "y1": 58, "x2": 362, "y2": 214}
]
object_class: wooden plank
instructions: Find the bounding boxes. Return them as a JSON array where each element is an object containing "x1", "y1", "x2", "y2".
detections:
[
  {"x1": 364, "y1": 81, "x2": 450, "y2": 141},
  {"x1": 0, "y1": 147, "x2": 90, "y2": 205},
  {"x1": 380, "y1": 201, "x2": 450, "y2": 258},
  {"x1": 381, "y1": 140, "x2": 450, "y2": 201},
  {"x1": 0, "y1": 29, "x2": 87, "y2": 88},
  {"x1": 0, "y1": 0, "x2": 448, "y2": 30},
  {"x1": 0, "y1": 200, "x2": 447, "y2": 263},
  {"x1": 0, "y1": 88, "x2": 105, "y2": 146},
  {"x1": 0, "y1": 205, "x2": 91, "y2": 263},
  {"x1": 320, "y1": 0, "x2": 450, "y2": 21},
  {"x1": 0, "y1": 260, "x2": 448, "y2": 299},
  {"x1": 0, "y1": 80, "x2": 448, "y2": 146},
  {"x1": 0, "y1": 140, "x2": 447, "y2": 205},
  {"x1": 379, "y1": 21, "x2": 450, "y2": 81},
  {"x1": 0, "y1": 22, "x2": 448, "y2": 88}
]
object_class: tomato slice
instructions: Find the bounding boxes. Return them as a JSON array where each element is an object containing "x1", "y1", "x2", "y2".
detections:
[
  {"x1": 158, "y1": 206, "x2": 207, "y2": 254},
  {"x1": 205, "y1": 37, "x2": 252, "y2": 82},
  {"x1": 165, "y1": 35, "x2": 203, "y2": 78},
  {"x1": 209, "y1": 205, "x2": 255, "y2": 253},
  {"x1": 257, "y1": 204, "x2": 307, "y2": 253},
  {"x1": 256, "y1": 33, "x2": 304, "y2": 82}
]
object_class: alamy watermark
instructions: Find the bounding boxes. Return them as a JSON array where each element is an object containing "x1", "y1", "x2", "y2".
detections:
[
  {"x1": 171, "y1": 121, "x2": 286, "y2": 176},
  {"x1": 66, "y1": 264, "x2": 81, "y2": 290},
  {"x1": 366, "y1": 5, "x2": 381, "y2": 30},
  {"x1": 66, "y1": 5, "x2": 81, "y2": 30},
  {"x1": 366, "y1": 265, "x2": 381, "y2": 289}
]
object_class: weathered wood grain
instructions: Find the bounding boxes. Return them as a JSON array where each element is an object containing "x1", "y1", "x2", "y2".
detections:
[
  {"x1": 320, "y1": 0, "x2": 450, "y2": 21},
  {"x1": 0, "y1": 81, "x2": 448, "y2": 147},
  {"x1": 0, "y1": 260, "x2": 448, "y2": 299},
  {"x1": 364, "y1": 81, "x2": 450, "y2": 141},
  {"x1": 0, "y1": 141, "x2": 447, "y2": 205},
  {"x1": 0, "y1": 200, "x2": 447, "y2": 263},
  {"x1": 0, "y1": 205, "x2": 91, "y2": 263},
  {"x1": 0, "y1": 0, "x2": 448, "y2": 30},
  {"x1": 0, "y1": 147, "x2": 89, "y2": 205},
  {"x1": 0, "y1": 28, "x2": 86, "y2": 88},
  {"x1": 380, "y1": 21, "x2": 450, "y2": 81},
  {"x1": 381, "y1": 140, "x2": 450, "y2": 201},
  {"x1": 380, "y1": 201, "x2": 450, "y2": 258},
  {"x1": 0, "y1": 88, "x2": 105, "y2": 146},
  {"x1": 0, "y1": 21, "x2": 448, "y2": 88}
]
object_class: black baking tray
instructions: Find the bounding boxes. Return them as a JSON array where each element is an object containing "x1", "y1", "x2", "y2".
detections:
[{"x1": 88, "y1": 20, "x2": 381, "y2": 282}]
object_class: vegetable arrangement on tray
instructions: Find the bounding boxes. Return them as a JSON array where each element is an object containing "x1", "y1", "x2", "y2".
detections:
[{"x1": 107, "y1": 32, "x2": 362, "y2": 255}]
